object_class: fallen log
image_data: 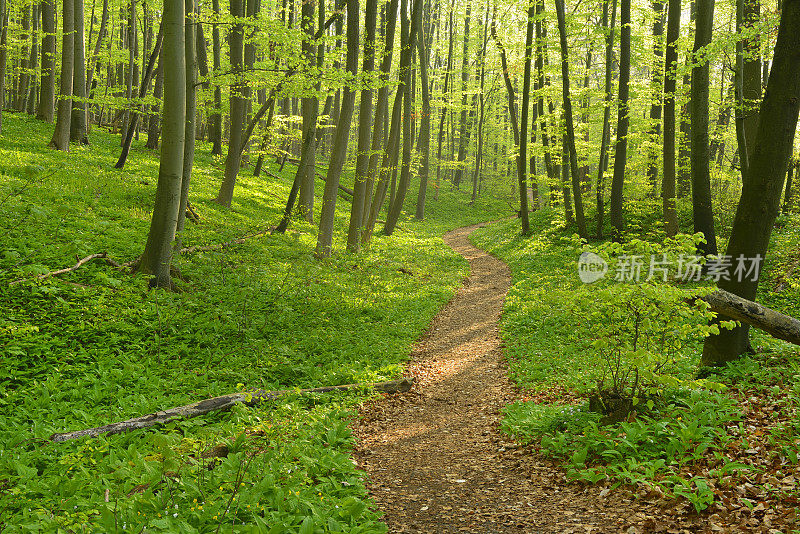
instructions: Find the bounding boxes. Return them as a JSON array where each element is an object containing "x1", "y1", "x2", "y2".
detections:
[
  {"x1": 703, "y1": 289, "x2": 800, "y2": 346},
  {"x1": 50, "y1": 377, "x2": 414, "y2": 442}
]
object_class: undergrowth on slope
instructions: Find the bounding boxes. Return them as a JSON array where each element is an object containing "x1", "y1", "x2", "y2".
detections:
[
  {"x1": 0, "y1": 112, "x2": 511, "y2": 532},
  {"x1": 472, "y1": 211, "x2": 800, "y2": 519}
]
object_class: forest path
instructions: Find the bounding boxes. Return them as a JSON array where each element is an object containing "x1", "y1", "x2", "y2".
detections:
[{"x1": 353, "y1": 224, "x2": 625, "y2": 533}]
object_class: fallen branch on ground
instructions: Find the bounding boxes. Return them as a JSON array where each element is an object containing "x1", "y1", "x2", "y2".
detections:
[
  {"x1": 178, "y1": 226, "x2": 275, "y2": 255},
  {"x1": 50, "y1": 378, "x2": 414, "y2": 442},
  {"x1": 702, "y1": 289, "x2": 800, "y2": 346},
  {"x1": 9, "y1": 253, "x2": 121, "y2": 285}
]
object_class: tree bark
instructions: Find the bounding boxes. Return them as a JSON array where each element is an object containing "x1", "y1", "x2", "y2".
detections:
[
  {"x1": 70, "y1": 0, "x2": 88, "y2": 143},
  {"x1": 662, "y1": 0, "x2": 680, "y2": 237},
  {"x1": 383, "y1": 0, "x2": 424, "y2": 237},
  {"x1": 316, "y1": 0, "x2": 359, "y2": 258},
  {"x1": 596, "y1": 0, "x2": 617, "y2": 238},
  {"x1": 175, "y1": 0, "x2": 197, "y2": 251},
  {"x1": 690, "y1": 0, "x2": 718, "y2": 257},
  {"x1": 645, "y1": 1, "x2": 665, "y2": 195},
  {"x1": 37, "y1": 0, "x2": 56, "y2": 122},
  {"x1": 346, "y1": 0, "x2": 377, "y2": 252},
  {"x1": 209, "y1": 0, "x2": 223, "y2": 155},
  {"x1": 415, "y1": 20, "x2": 432, "y2": 217},
  {"x1": 137, "y1": 0, "x2": 186, "y2": 289},
  {"x1": 49, "y1": 0, "x2": 75, "y2": 151},
  {"x1": 701, "y1": 0, "x2": 800, "y2": 366},
  {"x1": 452, "y1": 0, "x2": 471, "y2": 189},
  {"x1": 554, "y1": 0, "x2": 587, "y2": 238},
  {"x1": 609, "y1": 0, "x2": 630, "y2": 239},
  {"x1": 213, "y1": 0, "x2": 246, "y2": 207}
]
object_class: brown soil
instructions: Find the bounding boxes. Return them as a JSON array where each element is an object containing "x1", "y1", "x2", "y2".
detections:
[{"x1": 353, "y1": 224, "x2": 630, "y2": 533}]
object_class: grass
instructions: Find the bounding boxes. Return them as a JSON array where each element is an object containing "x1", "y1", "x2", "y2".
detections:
[{"x1": 0, "y1": 111, "x2": 510, "y2": 532}]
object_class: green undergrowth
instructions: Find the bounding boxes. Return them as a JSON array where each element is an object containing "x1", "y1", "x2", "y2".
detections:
[
  {"x1": 0, "y1": 112, "x2": 509, "y2": 532},
  {"x1": 472, "y1": 209, "x2": 800, "y2": 512}
]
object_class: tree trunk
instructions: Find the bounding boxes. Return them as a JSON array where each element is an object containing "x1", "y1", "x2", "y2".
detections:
[
  {"x1": 609, "y1": 0, "x2": 630, "y2": 239},
  {"x1": 359, "y1": 0, "x2": 399, "y2": 242},
  {"x1": 677, "y1": 1, "x2": 695, "y2": 198},
  {"x1": 85, "y1": 0, "x2": 108, "y2": 100},
  {"x1": 596, "y1": 0, "x2": 617, "y2": 238},
  {"x1": 554, "y1": 0, "x2": 587, "y2": 238},
  {"x1": 434, "y1": 1, "x2": 454, "y2": 201},
  {"x1": 209, "y1": 0, "x2": 223, "y2": 155},
  {"x1": 0, "y1": 0, "x2": 6, "y2": 133},
  {"x1": 138, "y1": 0, "x2": 186, "y2": 289},
  {"x1": 316, "y1": 0, "x2": 359, "y2": 258},
  {"x1": 213, "y1": 0, "x2": 246, "y2": 207},
  {"x1": 345, "y1": 0, "x2": 377, "y2": 252},
  {"x1": 70, "y1": 0, "x2": 88, "y2": 143},
  {"x1": 383, "y1": 0, "x2": 424, "y2": 237},
  {"x1": 701, "y1": 0, "x2": 800, "y2": 366},
  {"x1": 115, "y1": 24, "x2": 164, "y2": 168},
  {"x1": 741, "y1": 0, "x2": 761, "y2": 166},
  {"x1": 452, "y1": 0, "x2": 471, "y2": 189},
  {"x1": 415, "y1": 19, "x2": 432, "y2": 217},
  {"x1": 15, "y1": 5, "x2": 31, "y2": 112},
  {"x1": 38, "y1": 0, "x2": 56, "y2": 122},
  {"x1": 645, "y1": 0, "x2": 665, "y2": 195},
  {"x1": 49, "y1": 0, "x2": 75, "y2": 151},
  {"x1": 175, "y1": 0, "x2": 197, "y2": 250},
  {"x1": 26, "y1": 3, "x2": 39, "y2": 115},
  {"x1": 662, "y1": 0, "x2": 680, "y2": 237},
  {"x1": 690, "y1": 0, "x2": 717, "y2": 257}
]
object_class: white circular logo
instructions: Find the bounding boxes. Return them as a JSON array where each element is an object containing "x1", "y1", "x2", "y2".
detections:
[{"x1": 578, "y1": 251, "x2": 608, "y2": 284}]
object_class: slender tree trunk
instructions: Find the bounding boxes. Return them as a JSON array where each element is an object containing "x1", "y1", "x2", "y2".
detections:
[
  {"x1": 138, "y1": 0, "x2": 185, "y2": 289},
  {"x1": 210, "y1": 0, "x2": 222, "y2": 155},
  {"x1": 415, "y1": 17, "x2": 432, "y2": 216},
  {"x1": 662, "y1": 0, "x2": 679, "y2": 237},
  {"x1": 49, "y1": 0, "x2": 75, "y2": 150},
  {"x1": 70, "y1": 0, "x2": 88, "y2": 143},
  {"x1": 701, "y1": 0, "x2": 800, "y2": 366},
  {"x1": 677, "y1": 1, "x2": 695, "y2": 198},
  {"x1": 609, "y1": 0, "x2": 630, "y2": 239},
  {"x1": 0, "y1": 0, "x2": 6, "y2": 133},
  {"x1": 344, "y1": 0, "x2": 376, "y2": 251},
  {"x1": 316, "y1": 0, "x2": 359, "y2": 257},
  {"x1": 452, "y1": 1, "x2": 470, "y2": 188},
  {"x1": 359, "y1": 0, "x2": 398, "y2": 241},
  {"x1": 85, "y1": 0, "x2": 108, "y2": 99},
  {"x1": 741, "y1": 0, "x2": 761, "y2": 165},
  {"x1": 596, "y1": 0, "x2": 617, "y2": 238},
  {"x1": 175, "y1": 0, "x2": 197, "y2": 250},
  {"x1": 690, "y1": 0, "x2": 718, "y2": 256},
  {"x1": 26, "y1": 3, "x2": 40, "y2": 115},
  {"x1": 645, "y1": 0, "x2": 665, "y2": 195},
  {"x1": 434, "y1": 1, "x2": 454, "y2": 201},
  {"x1": 554, "y1": 0, "x2": 587, "y2": 238},
  {"x1": 213, "y1": 0, "x2": 246, "y2": 207},
  {"x1": 115, "y1": 23, "x2": 163, "y2": 167},
  {"x1": 296, "y1": 0, "x2": 322, "y2": 221},
  {"x1": 38, "y1": 0, "x2": 56, "y2": 122},
  {"x1": 15, "y1": 5, "x2": 32, "y2": 112},
  {"x1": 735, "y1": 0, "x2": 750, "y2": 180},
  {"x1": 536, "y1": 0, "x2": 556, "y2": 206},
  {"x1": 384, "y1": 0, "x2": 424, "y2": 236}
]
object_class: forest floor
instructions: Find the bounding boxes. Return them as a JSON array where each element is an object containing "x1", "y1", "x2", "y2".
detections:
[{"x1": 354, "y1": 224, "x2": 630, "y2": 533}]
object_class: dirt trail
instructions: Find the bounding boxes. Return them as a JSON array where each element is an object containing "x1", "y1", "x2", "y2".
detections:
[{"x1": 353, "y1": 223, "x2": 629, "y2": 533}]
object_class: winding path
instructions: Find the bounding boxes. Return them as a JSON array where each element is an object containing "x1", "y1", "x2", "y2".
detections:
[{"x1": 353, "y1": 223, "x2": 625, "y2": 533}]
